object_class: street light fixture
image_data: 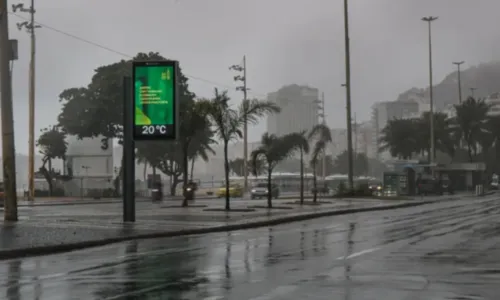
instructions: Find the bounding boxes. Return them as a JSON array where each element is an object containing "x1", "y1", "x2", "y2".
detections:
[
  {"x1": 453, "y1": 61, "x2": 464, "y2": 103},
  {"x1": 422, "y1": 16, "x2": 438, "y2": 165}
]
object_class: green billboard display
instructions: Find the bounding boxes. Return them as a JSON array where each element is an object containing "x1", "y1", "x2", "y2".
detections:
[{"x1": 132, "y1": 60, "x2": 178, "y2": 140}]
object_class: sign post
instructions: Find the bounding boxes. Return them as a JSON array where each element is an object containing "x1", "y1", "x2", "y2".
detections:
[{"x1": 122, "y1": 60, "x2": 179, "y2": 222}]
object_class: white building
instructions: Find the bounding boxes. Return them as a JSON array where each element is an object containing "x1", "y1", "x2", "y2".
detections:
[
  {"x1": 485, "y1": 92, "x2": 500, "y2": 116},
  {"x1": 267, "y1": 84, "x2": 319, "y2": 137},
  {"x1": 63, "y1": 135, "x2": 114, "y2": 195}
]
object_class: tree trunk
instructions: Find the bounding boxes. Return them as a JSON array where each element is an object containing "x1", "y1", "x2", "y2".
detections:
[
  {"x1": 181, "y1": 143, "x2": 190, "y2": 207},
  {"x1": 312, "y1": 162, "x2": 318, "y2": 203},
  {"x1": 48, "y1": 158, "x2": 53, "y2": 196},
  {"x1": 190, "y1": 158, "x2": 195, "y2": 181},
  {"x1": 143, "y1": 161, "x2": 147, "y2": 183},
  {"x1": 170, "y1": 176, "x2": 179, "y2": 196},
  {"x1": 300, "y1": 149, "x2": 304, "y2": 205},
  {"x1": 223, "y1": 140, "x2": 231, "y2": 211},
  {"x1": 267, "y1": 166, "x2": 273, "y2": 208}
]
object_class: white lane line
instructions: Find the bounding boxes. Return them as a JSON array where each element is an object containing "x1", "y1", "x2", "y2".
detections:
[
  {"x1": 249, "y1": 285, "x2": 298, "y2": 300},
  {"x1": 336, "y1": 247, "x2": 380, "y2": 260}
]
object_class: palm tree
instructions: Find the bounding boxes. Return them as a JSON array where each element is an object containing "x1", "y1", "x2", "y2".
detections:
[
  {"x1": 379, "y1": 118, "x2": 418, "y2": 160},
  {"x1": 251, "y1": 133, "x2": 297, "y2": 208},
  {"x1": 188, "y1": 129, "x2": 216, "y2": 181},
  {"x1": 284, "y1": 131, "x2": 310, "y2": 204},
  {"x1": 180, "y1": 99, "x2": 214, "y2": 207},
  {"x1": 206, "y1": 89, "x2": 280, "y2": 210},
  {"x1": 308, "y1": 124, "x2": 332, "y2": 202},
  {"x1": 453, "y1": 97, "x2": 490, "y2": 162}
]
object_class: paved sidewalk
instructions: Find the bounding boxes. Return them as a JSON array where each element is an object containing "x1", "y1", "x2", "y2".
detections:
[{"x1": 0, "y1": 194, "x2": 482, "y2": 259}]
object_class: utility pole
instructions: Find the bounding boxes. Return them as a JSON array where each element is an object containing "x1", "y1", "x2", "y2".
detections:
[
  {"x1": 353, "y1": 113, "x2": 358, "y2": 154},
  {"x1": 422, "y1": 16, "x2": 438, "y2": 164},
  {"x1": 0, "y1": 0, "x2": 19, "y2": 221},
  {"x1": 229, "y1": 56, "x2": 249, "y2": 193},
  {"x1": 14, "y1": 1, "x2": 39, "y2": 201},
  {"x1": 343, "y1": 0, "x2": 354, "y2": 190},
  {"x1": 316, "y1": 92, "x2": 327, "y2": 180},
  {"x1": 453, "y1": 61, "x2": 464, "y2": 104},
  {"x1": 470, "y1": 87, "x2": 477, "y2": 98}
]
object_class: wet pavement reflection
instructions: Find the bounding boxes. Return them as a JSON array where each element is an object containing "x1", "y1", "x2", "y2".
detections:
[{"x1": 1, "y1": 197, "x2": 500, "y2": 299}]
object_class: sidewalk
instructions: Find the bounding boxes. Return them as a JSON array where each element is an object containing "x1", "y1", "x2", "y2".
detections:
[{"x1": 0, "y1": 194, "x2": 478, "y2": 259}]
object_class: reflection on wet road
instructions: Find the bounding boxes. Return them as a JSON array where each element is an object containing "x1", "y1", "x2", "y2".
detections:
[{"x1": 1, "y1": 197, "x2": 500, "y2": 299}]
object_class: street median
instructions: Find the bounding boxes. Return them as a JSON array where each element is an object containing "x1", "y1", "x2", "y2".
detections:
[{"x1": 0, "y1": 199, "x2": 439, "y2": 260}]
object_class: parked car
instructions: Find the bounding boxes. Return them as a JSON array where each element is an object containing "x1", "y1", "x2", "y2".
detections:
[
  {"x1": 216, "y1": 184, "x2": 244, "y2": 198},
  {"x1": 417, "y1": 176, "x2": 453, "y2": 195},
  {"x1": 251, "y1": 182, "x2": 279, "y2": 199}
]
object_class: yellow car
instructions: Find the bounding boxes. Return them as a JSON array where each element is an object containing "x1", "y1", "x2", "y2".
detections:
[{"x1": 216, "y1": 184, "x2": 244, "y2": 198}]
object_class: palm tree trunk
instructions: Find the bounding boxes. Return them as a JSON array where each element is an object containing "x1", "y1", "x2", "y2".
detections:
[
  {"x1": 267, "y1": 166, "x2": 273, "y2": 208},
  {"x1": 190, "y1": 158, "x2": 195, "y2": 181},
  {"x1": 143, "y1": 161, "x2": 147, "y2": 183},
  {"x1": 48, "y1": 158, "x2": 53, "y2": 196},
  {"x1": 181, "y1": 144, "x2": 190, "y2": 207},
  {"x1": 312, "y1": 162, "x2": 318, "y2": 203},
  {"x1": 223, "y1": 140, "x2": 231, "y2": 211},
  {"x1": 300, "y1": 149, "x2": 304, "y2": 205}
]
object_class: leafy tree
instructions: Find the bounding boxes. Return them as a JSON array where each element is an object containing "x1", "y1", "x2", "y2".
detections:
[
  {"x1": 229, "y1": 158, "x2": 245, "y2": 176},
  {"x1": 308, "y1": 124, "x2": 332, "y2": 202},
  {"x1": 379, "y1": 118, "x2": 418, "y2": 159},
  {"x1": 135, "y1": 141, "x2": 183, "y2": 196},
  {"x1": 417, "y1": 112, "x2": 455, "y2": 161},
  {"x1": 188, "y1": 127, "x2": 216, "y2": 181},
  {"x1": 453, "y1": 97, "x2": 490, "y2": 162},
  {"x1": 36, "y1": 126, "x2": 67, "y2": 196},
  {"x1": 206, "y1": 89, "x2": 280, "y2": 210},
  {"x1": 57, "y1": 52, "x2": 198, "y2": 197},
  {"x1": 332, "y1": 150, "x2": 369, "y2": 176},
  {"x1": 251, "y1": 133, "x2": 297, "y2": 208},
  {"x1": 284, "y1": 131, "x2": 310, "y2": 204}
]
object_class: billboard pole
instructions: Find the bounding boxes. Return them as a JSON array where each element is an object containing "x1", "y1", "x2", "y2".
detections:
[
  {"x1": 123, "y1": 76, "x2": 135, "y2": 222},
  {"x1": 124, "y1": 60, "x2": 179, "y2": 222}
]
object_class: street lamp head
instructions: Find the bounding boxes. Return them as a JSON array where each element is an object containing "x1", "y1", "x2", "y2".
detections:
[
  {"x1": 421, "y1": 16, "x2": 438, "y2": 22},
  {"x1": 453, "y1": 61, "x2": 464, "y2": 65}
]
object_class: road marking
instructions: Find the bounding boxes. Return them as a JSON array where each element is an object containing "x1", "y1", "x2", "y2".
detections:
[
  {"x1": 249, "y1": 285, "x2": 298, "y2": 300},
  {"x1": 336, "y1": 247, "x2": 380, "y2": 260}
]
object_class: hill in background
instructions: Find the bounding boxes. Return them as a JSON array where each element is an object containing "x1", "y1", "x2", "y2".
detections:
[{"x1": 397, "y1": 61, "x2": 500, "y2": 110}]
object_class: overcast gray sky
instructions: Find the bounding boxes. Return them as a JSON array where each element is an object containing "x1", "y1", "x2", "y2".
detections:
[{"x1": 6, "y1": 0, "x2": 500, "y2": 154}]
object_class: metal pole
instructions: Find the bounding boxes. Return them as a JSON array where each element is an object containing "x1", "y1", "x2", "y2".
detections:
[
  {"x1": 123, "y1": 77, "x2": 135, "y2": 222},
  {"x1": 343, "y1": 0, "x2": 354, "y2": 190},
  {"x1": 321, "y1": 92, "x2": 326, "y2": 181},
  {"x1": 27, "y1": 0, "x2": 36, "y2": 201},
  {"x1": 0, "y1": 0, "x2": 19, "y2": 221},
  {"x1": 422, "y1": 16, "x2": 437, "y2": 164},
  {"x1": 453, "y1": 61, "x2": 464, "y2": 104},
  {"x1": 242, "y1": 55, "x2": 248, "y2": 195}
]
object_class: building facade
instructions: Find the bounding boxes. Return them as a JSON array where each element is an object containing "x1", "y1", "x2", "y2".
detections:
[
  {"x1": 64, "y1": 135, "x2": 114, "y2": 196},
  {"x1": 485, "y1": 92, "x2": 500, "y2": 116},
  {"x1": 267, "y1": 84, "x2": 319, "y2": 137}
]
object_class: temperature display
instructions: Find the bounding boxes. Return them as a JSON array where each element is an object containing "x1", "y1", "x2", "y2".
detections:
[{"x1": 132, "y1": 60, "x2": 178, "y2": 140}]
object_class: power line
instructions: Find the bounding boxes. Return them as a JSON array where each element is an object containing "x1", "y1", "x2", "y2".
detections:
[{"x1": 10, "y1": 12, "x2": 267, "y2": 98}]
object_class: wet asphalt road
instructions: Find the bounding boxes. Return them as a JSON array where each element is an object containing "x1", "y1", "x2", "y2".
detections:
[{"x1": 1, "y1": 197, "x2": 500, "y2": 300}]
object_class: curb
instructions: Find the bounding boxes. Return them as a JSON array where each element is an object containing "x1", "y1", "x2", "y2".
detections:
[{"x1": 0, "y1": 200, "x2": 437, "y2": 260}]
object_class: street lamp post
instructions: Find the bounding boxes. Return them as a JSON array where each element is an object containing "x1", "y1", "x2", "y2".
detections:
[
  {"x1": 13, "y1": 1, "x2": 40, "y2": 202},
  {"x1": 422, "y1": 16, "x2": 438, "y2": 164},
  {"x1": 0, "y1": 0, "x2": 19, "y2": 221},
  {"x1": 453, "y1": 61, "x2": 464, "y2": 104},
  {"x1": 315, "y1": 93, "x2": 327, "y2": 181},
  {"x1": 343, "y1": 0, "x2": 354, "y2": 190},
  {"x1": 229, "y1": 56, "x2": 249, "y2": 194}
]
